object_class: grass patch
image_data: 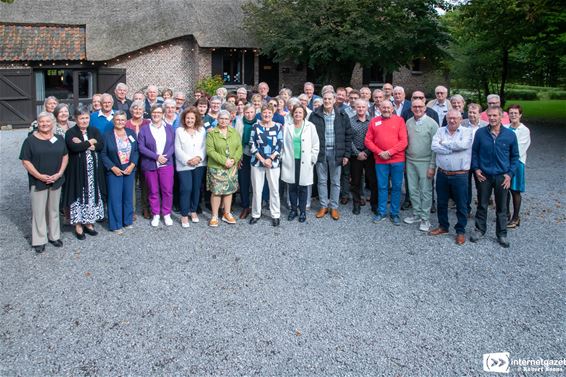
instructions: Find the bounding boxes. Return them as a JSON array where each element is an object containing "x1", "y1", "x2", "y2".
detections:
[{"x1": 506, "y1": 100, "x2": 566, "y2": 121}]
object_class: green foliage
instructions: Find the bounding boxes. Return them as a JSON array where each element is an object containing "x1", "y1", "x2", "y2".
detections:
[
  {"x1": 243, "y1": 0, "x2": 450, "y2": 85},
  {"x1": 506, "y1": 89, "x2": 539, "y2": 100},
  {"x1": 548, "y1": 91, "x2": 566, "y2": 100},
  {"x1": 507, "y1": 100, "x2": 566, "y2": 120},
  {"x1": 195, "y1": 75, "x2": 224, "y2": 97},
  {"x1": 1, "y1": 0, "x2": 15, "y2": 3}
]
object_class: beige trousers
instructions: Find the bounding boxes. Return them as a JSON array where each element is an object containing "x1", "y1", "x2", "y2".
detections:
[{"x1": 30, "y1": 185, "x2": 61, "y2": 246}]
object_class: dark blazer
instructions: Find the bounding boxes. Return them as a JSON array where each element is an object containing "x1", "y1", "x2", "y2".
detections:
[
  {"x1": 394, "y1": 100, "x2": 411, "y2": 116},
  {"x1": 137, "y1": 122, "x2": 175, "y2": 172},
  {"x1": 63, "y1": 125, "x2": 105, "y2": 206},
  {"x1": 144, "y1": 98, "x2": 164, "y2": 119},
  {"x1": 100, "y1": 128, "x2": 139, "y2": 172},
  {"x1": 308, "y1": 106, "x2": 352, "y2": 164},
  {"x1": 402, "y1": 107, "x2": 440, "y2": 125}
]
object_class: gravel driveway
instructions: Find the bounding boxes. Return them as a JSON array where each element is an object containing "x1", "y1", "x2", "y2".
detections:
[{"x1": 1, "y1": 123, "x2": 564, "y2": 376}]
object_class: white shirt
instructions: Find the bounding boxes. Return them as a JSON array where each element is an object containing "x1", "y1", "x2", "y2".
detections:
[
  {"x1": 505, "y1": 123, "x2": 531, "y2": 164},
  {"x1": 149, "y1": 122, "x2": 167, "y2": 156},
  {"x1": 432, "y1": 101, "x2": 449, "y2": 126},
  {"x1": 175, "y1": 127, "x2": 207, "y2": 171},
  {"x1": 431, "y1": 126, "x2": 473, "y2": 171},
  {"x1": 393, "y1": 101, "x2": 404, "y2": 116}
]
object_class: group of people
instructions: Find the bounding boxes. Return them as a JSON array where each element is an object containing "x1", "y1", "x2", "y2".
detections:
[{"x1": 20, "y1": 81, "x2": 530, "y2": 253}]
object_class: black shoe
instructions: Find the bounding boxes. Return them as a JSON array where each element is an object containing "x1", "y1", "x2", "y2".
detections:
[
  {"x1": 497, "y1": 236, "x2": 510, "y2": 248},
  {"x1": 74, "y1": 230, "x2": 86, "y2": 240},
  {"x1": 249, "y1": 217, "x2": 259, "y2": 225},
  {"x1": 352, "y1": 204, "x2": 361, "y2": 215},
  {"x1": 48, "y1": 239, "x2": 63, "y2": 247},
  {"x1": 371, "y1": 207, "x2": 378, "y2": 215},
  {"x1": 470, "y1": 230, "x2": 484, "y2": 243},
  {"x1": 401, "y1": 201, "x2": 412, "y2": 210},
  {"x1": 34, "y1": 244, "x2": 46, "y2": 253},
  {"x1": 83, "y1": 226, "x2": 98, "y2": 236},
  {"x1": 298, "y1": 212, "x2": 306, "y2": 223},
  {"x1": 272, "y1": 218, "x2": 280, "y2": 227},
  {"x1": 287, "y1": 210, "x2": 298, "y2": 221}
]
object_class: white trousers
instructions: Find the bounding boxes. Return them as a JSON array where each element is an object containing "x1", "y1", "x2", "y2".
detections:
[{"x1": 251, "y1": 166, "x2": 281, "y2": 219}]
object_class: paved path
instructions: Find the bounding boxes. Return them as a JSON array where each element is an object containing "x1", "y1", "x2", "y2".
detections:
[{"x1": 1, "y1": 123, "x2": 564, "y2": 376}]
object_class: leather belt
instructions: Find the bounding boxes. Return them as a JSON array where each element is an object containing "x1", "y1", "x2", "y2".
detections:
[{"x1": 439, "y1": 168, "x2": 469, "y2": 176}]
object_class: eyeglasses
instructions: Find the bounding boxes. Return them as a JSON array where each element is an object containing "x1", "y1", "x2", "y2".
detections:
[
  {"x1": 412, "y1": 96, "x2": 424, "y2": 100},
  {"x1": 435, "y1": 92, "x2": 445, "y2": 95},
  {"x1": 151, "y1": 111, "x2": 163, "y2": 114},
  {"x1": 488, "y1": 102, "x2": 499, "y2": 105},
  {"x1": 412, "y1": 105, "x2": 425, "y2": 108}
]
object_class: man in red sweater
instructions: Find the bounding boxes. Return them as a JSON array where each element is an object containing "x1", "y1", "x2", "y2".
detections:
[{"x1": 364, "y1": 100, "x2": 408, "y2": 225}]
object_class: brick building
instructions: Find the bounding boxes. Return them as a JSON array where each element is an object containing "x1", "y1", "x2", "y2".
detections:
[{"x1": 0, "y1": 0, "x2": 447, "y2": 128}]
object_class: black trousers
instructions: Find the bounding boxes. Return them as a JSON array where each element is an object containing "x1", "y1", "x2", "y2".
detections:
[
  {"x1": 350, "y1": 156, "x2": 377, "y2": 210},
  {"x1": 475, "y1": 174, "x2": 509, "y2": 238},
  {"x1": 288, "y1": 159, "x2": 308, "y2": 213}
]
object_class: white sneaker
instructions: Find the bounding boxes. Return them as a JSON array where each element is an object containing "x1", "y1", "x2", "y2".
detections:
[
  {"x1": 419, "y1": 220, "x2": 431, "y2": 232},
  {"x1": 181, "y1": 221, "x2": 190, "y2": 228},
  {"x1": 113, "y1": 228, "x2": 124, "y2": 235},
  {"x1": 404, "y1": 215, "x2": 419, "y2": 224},
  {"x1": 151, "y1": 215, "x2": 160, "y2": 227},
  {"x1": 191, "y1": 214, "x2": 199, "y2": 223},
  {"x1": 164, "y1": 214, "x2": 173, "y2": 226}
]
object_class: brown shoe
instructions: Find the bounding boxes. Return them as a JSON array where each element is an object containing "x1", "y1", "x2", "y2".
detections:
[
  {"x1": 455, "y1": 234, "x2": 465, "y2": 245},
  {"x1": 315, "y1": 208, "x2": 328, "y2": 218},
  {"x1": 239, "y1": 208, "x2": 251, "y2": 219},
  {"x1": 142, "y1": 209, "x2": 151, "y2": 219},
  {"x1": 340, "y1": 196, "x2": 349, "y2": 205},
  {"x1": 429, "y1": 227, "x2": 449, "y2": 236},
  {"x1": 330, "y1": 209, "x2": 340, "y2": 220}
]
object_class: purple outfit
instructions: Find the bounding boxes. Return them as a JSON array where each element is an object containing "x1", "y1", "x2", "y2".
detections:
[{"x1": 138, "y1": 123, "x2": 176, "y2": 216}]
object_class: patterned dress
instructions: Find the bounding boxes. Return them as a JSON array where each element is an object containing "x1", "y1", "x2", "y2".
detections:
[{"x1": 70, "y1": 149, "x2": 105, "y2": 224}]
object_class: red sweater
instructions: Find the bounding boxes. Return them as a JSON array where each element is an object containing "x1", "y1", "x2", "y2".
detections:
[{"x1": 364, "y1": 115, "x2": 408, "y2": 164}]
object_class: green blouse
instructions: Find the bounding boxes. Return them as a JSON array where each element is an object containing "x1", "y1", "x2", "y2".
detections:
[
  {"x1": 206, "y1": 127, "x2": 243, "y2": 170},
  {"x1": 293, "y1": 125, "x2": 303, "y2": 160}
]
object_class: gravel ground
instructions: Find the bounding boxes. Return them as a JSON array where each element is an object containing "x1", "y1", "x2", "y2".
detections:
[{"x1": 1, "y1": 123, "x2": 564, "y2": 376}]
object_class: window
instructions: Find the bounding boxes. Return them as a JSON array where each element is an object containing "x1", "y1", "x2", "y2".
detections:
[
  {"x1": 212, "y1": 49, "x2": 254, "y2": 85},
  {"x1": 34, "y1": 69, "x2": 94, "y2": 115}
]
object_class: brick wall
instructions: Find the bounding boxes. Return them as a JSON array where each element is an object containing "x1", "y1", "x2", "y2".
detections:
[
  {"x1": 392, "y1": 60, "x2": 449, "y2": 97},
  {"x1": 279, "y1": 60, "x2": 307, "y2": 96},
  {"x1": 106, "y1": 37, "x2": 211, "y2": 98}
]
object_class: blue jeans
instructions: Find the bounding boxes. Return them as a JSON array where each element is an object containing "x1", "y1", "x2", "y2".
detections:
[
  {"x1": 436, "y1": 170, "x2": 468, "y2": 234},
  {"x1": 376, "y1": 162, "x2": 404, "y2": 216},
  {"x1": 178, "y1": 167, "x2": 205, "y2": 216},
  {"x1": 107, "y1": 171, "x2": 135, "y2": 231}
]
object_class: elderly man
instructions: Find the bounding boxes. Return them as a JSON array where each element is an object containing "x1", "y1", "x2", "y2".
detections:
[
  {"x1": 309, "y1": 91, "x2": 352, "y2": 220},
  {"x1": 429, "y1": 110, "x2": 473, "y2": 244},
  {"x1": 365, "y1": 100, "x2": 407, "y2": 225},
  {"x1": 402, "y1": 91, "x2": 439, "y2": 124},
  {"x1": 427, "y1": 85, "x2": 452, "y2": 126},
  {"x1": 173, "y1": 91, "x2": 187, "y2": 113},
  {"x1": 304, "y1": 82, "x2": 321, "y2": 110},
  {"x1": 336, "y1": 87, "x2": 348, "y2": 112},
  {"x1": 144, "y1": 85, "x2": 163, "y2": 119},
  {"x1": 382, "y1": 83, "x2": 394, "y2": 102},
  {"x1": 258, "y1": 82, "x2": 271, "y2": 103},
  {"x1": 480, "y1": 94, "x2": 510, "y2": 124},
  {"x1": 112, "y1": 83, "x2": 132, "y2": 119},
  {"x1": 470, "y1": 107, "x2": 519, "y2": 248},
  {"x1": 349, "y1": 99, "x2": 377, "y2": 215},
  {"x1": 90, "y1": 93, "x2": 115, "y2": 133},
  {"x1": 392, "y1": 86, "x2": 411, "y2": 117},
  {"x1": 359, "y1": 87, "x2": 372, "y2": 102},
  {"x1": 369, "y1": 89, "x2": 384, "y2": 118},
  {"x1": 403, "y1": 99, "x2": 438, "y2": 231},
  {"x1": 441, "y1": 94, "x2": 468, "y2": 127},
  {"x1": 462, "y1": 103, "x2": 488, "y2": 215}
]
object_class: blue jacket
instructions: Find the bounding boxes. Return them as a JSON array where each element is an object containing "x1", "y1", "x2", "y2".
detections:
[
  {"x1": 471, "y1": 125, "x2": 519, "y2": 177},
  {"x1": 101, "y1": 128, "x2": 139, "y2": 172},
  {"x1": 89, "y1": 110, "x2": 114, "y2": 134}
]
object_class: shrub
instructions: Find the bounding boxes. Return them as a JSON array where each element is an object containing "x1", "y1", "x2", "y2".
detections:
[
  {"x1": 548, "y1": 91, "x2": 566, "y2": 100},
  {"x1": 195, "y1": 75, "x2": 224, "y2": 97},
  {"x1": 505, "y1": 89, "x2": 538, "y2": 100}
]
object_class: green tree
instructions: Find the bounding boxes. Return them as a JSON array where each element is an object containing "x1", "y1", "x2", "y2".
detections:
[
  {"x1": 243, "y1": 0, "x2": 450, "y2": 86},
  {"x1": 446, "y1": 0, "x2": 566, "y2": 102}
]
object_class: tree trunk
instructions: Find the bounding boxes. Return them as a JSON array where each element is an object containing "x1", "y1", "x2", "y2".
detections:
[{"x1": 499, "y1": 48, "x2": 509, "y2": 107}]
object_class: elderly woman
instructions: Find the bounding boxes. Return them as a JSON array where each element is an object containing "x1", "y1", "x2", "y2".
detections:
[
  {"x1": 91, "y1": 94, "x2": 102, "y2": 112},
  {"x1": 64, "y1": 107, "x2": 105, "y2": 239},
  {"x1": 29, "y1": 96, "x2": 59, "y2": 133},
  {"x1": 203, "y1": 96, "x2": 222, "y2": 131},
  {"x1": 206, "y1": 109, "x2": 242, "y2": 227},
  {"x1": 234, "y1": 104, "x2": 256, "y2": 219},
  {"x1": 161, "y1": 88, "x2": 173, "y2": 101},
  {"x1": 20, "y1": 112, "x2": 69, "y2": 253},
  {"x1": 506, "y1": 104, "x2": 531, "y2": 228},
  {"x1": 163, "y1": 99, "x2": 178, "y2": 128},
  {"x1": 175, "y1": 107, "x2": 207, "y2": 227},
  {"x1": 282, "y1": 104, "x2": 319, "y2": 223},
  {"x1": 53, "y1": 103, "x2": 76, "y2": 136},
  {"x1": 249, "y1": 104, "x2": 284, "y2": 226},
  {"x1": 101, "y1": 111, "x2": 139, "y2": 234},
  {"x1": 251, "y1": 93, "x2": 263, "y2": 114},
  {"x1": 125, "y1": 100, "x2": 151, "y2": 219},
  {"x1": 138, "y1": 104, "x2": 176, "y2": 227}
]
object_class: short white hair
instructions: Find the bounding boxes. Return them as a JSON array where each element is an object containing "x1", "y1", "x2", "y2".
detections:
[
  {"x1": 486, "y1": 94, "x2": 500, "y2": 102},
  {"x1": 115, "y1": 82, "x2": 128, "y2": 91},
  {"x1": 393, "y1": 86, "x2": 405, "y2": 94}
]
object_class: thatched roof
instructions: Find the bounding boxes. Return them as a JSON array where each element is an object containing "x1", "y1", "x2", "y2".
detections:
[{"x1": 0, "y1": 0, "x2": 256, "y2": 61}]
